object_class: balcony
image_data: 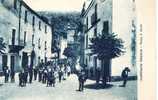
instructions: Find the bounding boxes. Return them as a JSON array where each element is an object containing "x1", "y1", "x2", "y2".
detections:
[{"x1": 8, "y1": 40, "x2": 24, "y2": 53}]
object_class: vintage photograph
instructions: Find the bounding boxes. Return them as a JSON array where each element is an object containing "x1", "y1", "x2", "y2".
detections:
[{"x1": 0, "y1": 0, "x2": 147, "y2": 100}]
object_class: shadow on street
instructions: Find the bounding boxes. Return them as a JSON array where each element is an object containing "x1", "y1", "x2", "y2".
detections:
[
  {"x1": 0, "y1": 83, "x2": 3, "y2": 86},
  {"x1": 84, "y1": 83, "x2": 113, "y2": 90}
]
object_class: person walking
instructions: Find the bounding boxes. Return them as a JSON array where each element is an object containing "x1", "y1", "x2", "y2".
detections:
[
  {"x1": 28, "y1": 67, "x2": 33, "y2": 83},
  {"x1": 3, "y1": 66, "x2": 9, "y2": 83},
  {"x1": 58, "y1": 69, "x2": 63, "y2": 83},
  {"x1": 47, "y1": 68, "x2": 52, "y2": 87},
  {"x1": 38, "y1": 68, "x2": 43, "y2": 82},
  {"x1": 67, "y1": 66, "x2": 71, "y2": 77},
  {"x1": 121, "y1": 67, "x2": 130, "y2": 87},
  {"x1": 18, "y1": 70, "x2": 26, "y2": 87},
  {"x1": 18, "y1": 71, "x2": 23, "y2": 86},
  {"x1": 96, "y1": 67, "x2": 101, "y2": 84},
  {"x1": 33, "y1": 67, "x2": 38, "y2": 80},
  {"x1": 10, "y1": 70, "x2": 15, "y2": 83},
  {"x1": 78, "y1": 70, "x2": 86, "y2": 91},
  {"x1": 24, "y1": 67, "x2": 28, "y2": 83},
  {"x1": 52, "y1": 71, "x2": 56, "y2": 87}
]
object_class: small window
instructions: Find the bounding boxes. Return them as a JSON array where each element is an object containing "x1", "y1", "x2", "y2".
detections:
[
  {"x1": 45, "y1": 41, "x2": 47, "y2": 50},
  {"x1": 38, "y1": 38, "x2": 41, "y2": 49},
  {"x1": 103, "y1": 21, "x2": 109, "y2": 33},
  {"x1": 14, "y1": 0, "x2": 17, "y2": 9},
  {"x1": 95, "y1": 4, "x2": 97, "y2": 19},
  {"x1": 24, "y1": 11, "x2": 28, "y2": 23},
  {"x1": 12, "y1": 29, "x2": 16, "y2": 45},
  {"x1": 86, "y1": 35, "x2": 88, "y2": 48},
  {"x1": 24, "y1": 31, "x2": 26, "y2": 46},
  {"x1": 86, "y1": 17, "x2": 88, "y2": 30},
  {"x1": 32, "y1": 16, "x2": 35, "y2": 26},
  {"x1": 91, "y1": 13, "x2": 95, "y2": 25},
  {"x1": 32, "y1": 34, "x2": 34, "y2": 46},
  {"x1": 39, "y1": 21, "x2": 41, "y2": 30},
  {"x1": 94, "y1": 28, "x2": 97, "y2": 36},
  {"x1": 45, "y1": 25, "x2": 47, "y2": 33}
]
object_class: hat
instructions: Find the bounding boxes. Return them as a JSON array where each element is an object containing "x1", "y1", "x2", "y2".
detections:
[{"x1": 125, "y1": 67, "x2": 130, "y2": 72}]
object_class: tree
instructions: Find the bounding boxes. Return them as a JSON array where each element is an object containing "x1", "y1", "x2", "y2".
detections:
[
  {"x1": 0, "y1": 37, "x2": 6, "y2": 54},
  {"x1": 63, "y1": 46, "x2": 79, "y2": 72},
  {"x1": 89, "y1": 32, "x2": 125, "y2": 86},
  {"x1": 63, "y1": 46, "x2": 76, "y2": 58}
]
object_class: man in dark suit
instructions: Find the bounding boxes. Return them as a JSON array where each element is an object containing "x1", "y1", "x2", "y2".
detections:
[{"x1": 121, "y1": 67, "x2": 130, "y2": 87}]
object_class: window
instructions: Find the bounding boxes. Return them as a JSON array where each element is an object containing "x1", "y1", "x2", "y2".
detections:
[
  {"x1": 95, "y1": 4, "x2": 97, "y2": 19},
  {"x1": 24, "y1": 11, "x2": 28, "y2": 23},
  {"x1": 2, "y1": 55, "x2": 8, "y2": 69},
  {"x1": 86, "y1": 35, "x2": 88, "y2": 48},
  {"x1": 14, "y1": 0, "x2": 17, "y2": 9},
  {"x1": 32, "y1": 16, "x2": 35, "y2": 26},
  {"x1": 86, "y1": 17, "x2": 88, "y2": 30},
  {"x1": 89, "y1": 56, "x2": 91, "y2": 62},
  {"x1": 91, "y1": 13, "x2": 96, "y2": 25},
  {"x1": 38, "y1": 56, "x2": 41, "y2": 64},
  {"x1": 86, "y1": 58, "x2": 88, "y2": 66},
  {"x1": 1, "y1": 0, "x2": 4, "y2": 3},
  {"x1": 45, "y1": 25, "x2": 47, "y2": 33},
  {"x1": 91, "y1": 4, "x2": 97, "y2": 25},
  {"x1": 12, "y1": 29, "x2": 16, "y2": 45},
  {"x1": 94, "y1": 28, "x2": 97, "y2": 37},
  {"x1": 45, "y1": 41, "x2": 47, "y2": 50},
  {"x1": 32, "y1": 34, "x2": 34, "y2": 46},
  {"x1": 103, "y1": 21, "x2": 109, "y2": 33},
  {"x1": 39, "y1": 21, "x2": 41, "y2": 30},
  {"x1": 38, "y1": 38, "x2": 41, "y2": 49},
  {"x1": 24, "y1": 31, "x2": 26, "y2": 46}
]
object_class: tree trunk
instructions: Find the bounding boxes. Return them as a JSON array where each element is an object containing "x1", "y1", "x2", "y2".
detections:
[{"x1": 101, "y1": 58, "x2": 111, "y2": 87}]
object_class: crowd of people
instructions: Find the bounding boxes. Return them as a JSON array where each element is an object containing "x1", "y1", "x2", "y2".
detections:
[
  {"x1": 2, "y1": 59, "x2": 130, "y2": 92},
  {"x1": 2, "y1": 59, "x2": 71, "y2": 88},
  {"x1": 18, "y1": 60, "x2": 71, "y2": 87}
]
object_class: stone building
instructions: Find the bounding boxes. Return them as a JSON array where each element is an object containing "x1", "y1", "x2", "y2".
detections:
[
  {"x1": 81, "y1": 0, "x2": 137, "y2": 76},
  {"x1": 0, "y1": 0, "x2": 52, "y2": 74}
]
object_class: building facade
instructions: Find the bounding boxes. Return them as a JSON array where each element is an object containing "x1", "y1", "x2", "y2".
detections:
[
  {"x1": 82, "y1": 0, "x2": 137, "y2": 76},
  {"x1": 0, "y1": 0, "x2": 52, "y2": 74}
]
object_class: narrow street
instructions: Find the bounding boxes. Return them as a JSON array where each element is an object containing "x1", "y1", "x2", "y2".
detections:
[{"x1": 0, "y1": 74, "x2": 137, "y2": 100}]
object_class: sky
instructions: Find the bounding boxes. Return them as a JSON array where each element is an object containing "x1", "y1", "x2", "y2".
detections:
[{"x1": 23, "y1": 0, "x2": 85, "y2": 12}]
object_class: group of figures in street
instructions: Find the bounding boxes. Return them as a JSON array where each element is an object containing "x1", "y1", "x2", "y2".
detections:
[
  {"x1": 76, "y1": 66, "x2": 131, "y2": 92},
  {"x1": 2, "y1": 59, "x2": 130, "y2": 91},
  {"x1": 2, "y1": 59, "x2": 71, "y2": 87}
]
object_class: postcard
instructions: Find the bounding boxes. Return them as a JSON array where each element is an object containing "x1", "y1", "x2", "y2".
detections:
[{"x1": 0, "y1": 0, "x2": 156, "y2": 100}]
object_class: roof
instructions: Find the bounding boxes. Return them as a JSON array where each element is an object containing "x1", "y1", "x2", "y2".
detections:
[{"x1": 20, "y1": 0, "x2": 51, "y2": 26}]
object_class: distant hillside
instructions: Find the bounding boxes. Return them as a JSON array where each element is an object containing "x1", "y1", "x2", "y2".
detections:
[{"x1": 38, "y1": 11, "x2": 82, "y2": 37}]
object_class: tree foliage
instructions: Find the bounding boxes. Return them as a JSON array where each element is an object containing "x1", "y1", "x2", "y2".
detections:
[
  {"x1": 38, "y1": 12, "x2": 81, "y2": 36},
  {"x1": 63, "y1": 46, "x2": 77, "y2": 58},
  {"x1": 89, "y1": 33, "x2": 125, "y2": 60}
]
